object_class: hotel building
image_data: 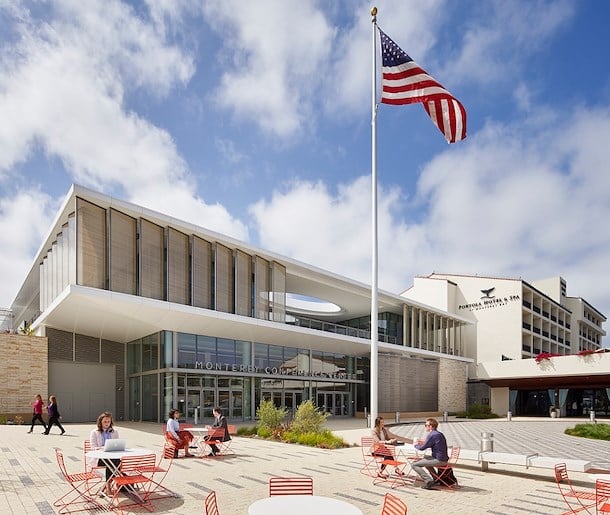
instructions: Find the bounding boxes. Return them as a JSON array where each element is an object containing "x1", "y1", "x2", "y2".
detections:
[{"x1": 403, "y1": 273, "x2": 608, "y2": 418}]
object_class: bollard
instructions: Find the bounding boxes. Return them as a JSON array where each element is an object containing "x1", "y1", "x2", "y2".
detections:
[
  {"x1": 590, "y1": 410, "x2": 596, "y2": 424},
  {"x1": 443, "y1": 411, "x2": 448, "y2": 422},
  {"x1": 480, "y1": 432, "x2": 494, "y2": 472},
  {"x1": 194, "y1": 407, "x2": 199, "y2": 425},
  {"x1": 395, "y1": 411, "x2": 400, "y2": 423},
  {"x1": 507, "y1": 411, "x2": 512, "y2": 421},
  {"x1": 366, "y1": 414, "x2": 371, "y2": 428}
]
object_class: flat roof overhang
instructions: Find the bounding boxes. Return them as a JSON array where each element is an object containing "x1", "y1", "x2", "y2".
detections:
[
  {"x1": 476, "y1": 353, "x2": 610, "y2": 389},
  {"x1": 34, "y1": 285, "x2": 471, "y2": 364}
]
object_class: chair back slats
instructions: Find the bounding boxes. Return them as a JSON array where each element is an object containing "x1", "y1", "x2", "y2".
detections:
[
  {"x1": 208, "y1": 427, "x2": 225, "y2": 440},
  {"x1": 120, "y1": 453, "x2": 157, "y2": 474},
  {"x1": 597, "y1": 479, "x2": 610, "y2": 513},
  {"x1": 448, "y1": 446, "x2": 460, "y2": 463},
  {"x1": 228, "y1": 424, "x2": 237, "y2": 435},
  {"x1": 381, "y1": 492, "x2": 408, "y2": 515},
  {"x1": 269, "y1": 476, "x2": 313, "y2": 496},
  {"x1": 204, "y1": 490, "x2": 220, "y2": 515}
]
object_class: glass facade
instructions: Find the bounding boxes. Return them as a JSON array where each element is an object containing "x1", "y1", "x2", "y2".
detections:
[{"x1": 127, "y1": 330, "x2": 366, "y2": 423}]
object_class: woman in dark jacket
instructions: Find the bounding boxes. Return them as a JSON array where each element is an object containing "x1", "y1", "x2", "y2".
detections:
[{"x1": 43, "y1": 395, "x2": 65, "y2": 435}]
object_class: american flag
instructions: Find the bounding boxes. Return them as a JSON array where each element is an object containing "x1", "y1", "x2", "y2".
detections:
[{"x1": 379, "y1": 29, "x2": 466, "y2": 144}]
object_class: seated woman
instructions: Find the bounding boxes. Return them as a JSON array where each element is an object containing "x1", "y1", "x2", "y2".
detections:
[
  {"x1": 370, "y1": 416, "x2": 412, "y2": 478},
  {"x1": 166, "y1": 409, "x2": 194, "y2": 458},
  {"x1": 89, "y1": 412, "x2": 120, "y2": 495}
]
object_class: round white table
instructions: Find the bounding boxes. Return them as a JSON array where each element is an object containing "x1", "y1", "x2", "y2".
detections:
[{"x1": 248, "y1": 495, "x2": 363, "y2": 515}]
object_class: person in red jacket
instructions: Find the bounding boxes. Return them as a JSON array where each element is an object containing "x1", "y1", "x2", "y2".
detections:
[{"x1": 27, "y1": 394, "x2": 47, "y2": 433}]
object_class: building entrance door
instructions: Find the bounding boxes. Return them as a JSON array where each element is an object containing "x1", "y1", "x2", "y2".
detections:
[
  {"x1": 186, "y1": 388, "x2": 215, "y2": 423},
  {"x1": 316, "y1": 392, "x2": 349, "y2": 416}
]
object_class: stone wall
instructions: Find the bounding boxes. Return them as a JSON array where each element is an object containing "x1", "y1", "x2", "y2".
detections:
[
  {"x1": 438, "y1": 357, "x2": 468, "y2": 413},
  {"x1": 0, "y1": 333, "x2": 48, "y2": 419}
]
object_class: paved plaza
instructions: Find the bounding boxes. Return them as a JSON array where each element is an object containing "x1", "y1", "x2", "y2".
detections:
[{"x1": 1, "y1": 416, "x2": 609, "y2": 514}]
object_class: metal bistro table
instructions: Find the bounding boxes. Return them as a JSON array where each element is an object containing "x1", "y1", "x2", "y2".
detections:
[
  {"x1": 185, "y1": 427, "x2": 211, "y2": 456},
  {"x1": 248, "y1": 495, "x2": 363, "y2": 515},
  {"x1": 85, "y1": 447, "x2": 159, "y2": 506}
]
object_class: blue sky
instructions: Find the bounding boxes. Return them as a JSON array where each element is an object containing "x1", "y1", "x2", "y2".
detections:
[{"x1": 1, "y1": 0, "x2": 610, "y2": 324}]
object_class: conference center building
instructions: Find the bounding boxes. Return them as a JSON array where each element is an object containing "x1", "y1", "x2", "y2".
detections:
[{"x1": 3, "y1": 185, "x2": 472, "y2": 423}]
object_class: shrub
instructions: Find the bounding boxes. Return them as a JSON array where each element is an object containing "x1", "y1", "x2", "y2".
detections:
[
  {"x1": 256, "y1": 399, "x2": 287, "y2": 432},
  {"x1": 463, "y1": 403, "x2": 500, "y2": 419},
  {"x1": 565, "y1": 423, "x2": 610, "y2": 441},
  {"x1": 289, "y1": 400, "x2": 329, "y2": 434},
  {"x1": 282, "y1": 429, "x2": 347, "y2": 449},
  {"x1": 236, "y1": 425, "x2": 257, "y2": 436}
]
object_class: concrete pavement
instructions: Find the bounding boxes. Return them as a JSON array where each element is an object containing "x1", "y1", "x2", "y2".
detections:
[{"x1": 0, "y1": 416, "x2": 608, "y2": 514}]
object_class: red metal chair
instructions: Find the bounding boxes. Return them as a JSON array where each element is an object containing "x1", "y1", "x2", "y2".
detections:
[
  {"x1": 360, "y1": 436, "x2": 378, "y2": 477},
  {"x1": 269, "y1": 476, "x2": 314, "y2": 496},
  {"x1": 109, "y1": 454, "x2": 156, "y2": 514},
  {"x1": 380, "y1": 492, "x2": 408, "y2": 515},
  {"x1": 371, "y1": 443, "x2": 407, "y2": 487},
  {"x1": 206, "y1": 427, "x2": 234, "y2": 456},
  {"x1": 204, "y1": 490, "x2": 220, "y2": 515},
  {"x1": 136, "y1": 442, "x2": 177, "y2": 500},
  {"x1": 83, "y1": 440, "x2": 105, "y2": 475},
  {"x1": 554, "y1": 463, "x2": 596, "y2": 514},
  {"x1": 596, "y1": 479, "x2": 610, "y2": 514},
  {"x1": 53, "y1": 448, "x2": 103, "y2": 514},
  {"x1": 429, "y1": 446, "x2": 460, "y2": 489}
]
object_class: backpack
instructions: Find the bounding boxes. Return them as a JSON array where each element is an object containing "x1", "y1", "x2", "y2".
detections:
[{"x1": 435, "y1": 466, "x2": 458, "y2": 485}]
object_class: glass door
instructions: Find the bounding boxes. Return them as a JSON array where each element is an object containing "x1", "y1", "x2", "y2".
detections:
[{"x1": 186, "y1": 390, "x2": 200, "y2": 423}]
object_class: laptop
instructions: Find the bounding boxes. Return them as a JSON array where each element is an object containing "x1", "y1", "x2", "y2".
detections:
[{"x1": 103, "y1": 438, "x2": 127, "y2": 452}]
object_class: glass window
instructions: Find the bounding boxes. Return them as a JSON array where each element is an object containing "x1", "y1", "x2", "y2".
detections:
[
  {"x1": 268, "y1": 344, "x2": 283, "y2": 369},
  {"x1": 142, "y1": 333, "x2": 159, "y2": 371},
  {"x1": 217, "y1": 338, "x2": 235, "y2": 365},
  {"x1": 127, "y1": 339, "x2": 141, "y2": 374},
  {"x1": 197, "y1": 335, "x2": 216, "y2": 363},
  {"x1": 254, "y1": 343, "x2": 268, "y2": 369},
  {"x1": 178, "y1": 333, "x2": 196, "y2": 368},
  {"x1": 142, "y1": 374, "x2": 158, "y2": 422}
]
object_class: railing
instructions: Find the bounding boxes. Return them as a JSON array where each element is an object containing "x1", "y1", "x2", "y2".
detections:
[{"x1": 287, "y1": 315, "x2": 398, "y2": 344}]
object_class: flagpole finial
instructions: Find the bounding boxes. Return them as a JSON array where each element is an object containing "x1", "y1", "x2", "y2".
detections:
[{"x1": 371, "y1": 6, "x2": 377, "y2": 19}]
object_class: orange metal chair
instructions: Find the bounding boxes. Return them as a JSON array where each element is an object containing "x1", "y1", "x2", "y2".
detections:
[
  {"x1": 136, "y1": 442, "x2": 177, "y2": 500},
  {"x1": 109, "y1": 453, "x2": 156, "y2": 514},
  {"x1": 360, "y1": 436, "x2": 378, "y2": 477},
  {"x1": 53, "y1": 448, "x2": 103, "y2": 514},
  {"x1": 269, "y1": 476, "x2": 314, "y2": 496},
  {"x1": 596, "y1": 479, "x2": 610, "y2": 514},
  {"x1": 429, "y1": 446, "x2": 460, "y2": 489},
  {"x1": 206, "y1": 427, "x2": 234, "y2": 456},
  {"x1": 204, "y1": 490, "x2": 220, "y2": 515},
  {"x1": 554, "y1": 463, "x2": 596, "y2": 514},
  {"x1": 380, "y1": 492, "x2": 408, "y2": 515},
  {"x1": 371, "y1": 443, "x2": 407, "y2": 487},
  {"x1": 83, "y1": 439, "x2": 105, "y2": 475}
]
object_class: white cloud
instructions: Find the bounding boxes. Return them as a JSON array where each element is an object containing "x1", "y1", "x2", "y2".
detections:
[
  {"x1": 249, "y1": 104, "x2": 610, "y2": 317},
  {"x1": 202, "y1": 0, "x2": 334, "y2": 138},
  {"x1": 0, "y1": 189, "x2": 58, "y2": 307}
]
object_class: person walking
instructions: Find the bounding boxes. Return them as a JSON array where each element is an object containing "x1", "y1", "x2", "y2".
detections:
[
  {"x1": 27, "y1": 394, "x2": 47, "y2": 433},
  {"x1": 43, "y1": 395, "x2": 65, "y2": 435}
]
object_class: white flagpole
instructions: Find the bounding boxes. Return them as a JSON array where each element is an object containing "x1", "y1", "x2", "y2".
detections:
[{"x1": 370, "y1": 6, "x2": 379, "y2": 425}]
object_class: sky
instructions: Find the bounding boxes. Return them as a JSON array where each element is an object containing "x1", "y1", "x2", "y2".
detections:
[{"x1": 1, "y1": 0, "x2": 610, "y2": 327}]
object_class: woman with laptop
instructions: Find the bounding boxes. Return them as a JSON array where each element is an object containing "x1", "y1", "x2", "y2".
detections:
[
  {"x1": 89, "y1": 411, "x2": 121, "y2": 491},
  {"x1": 166, "y1": 409, "x2": 194, "y2": 458}
]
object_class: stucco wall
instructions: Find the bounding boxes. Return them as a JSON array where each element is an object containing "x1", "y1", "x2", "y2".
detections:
[
  {"x1": 0, "y1": 334, "x2": 48, "y2": 418},
  {"x1": 438, "y1": 357, "x2": 468, "y2": 413}
]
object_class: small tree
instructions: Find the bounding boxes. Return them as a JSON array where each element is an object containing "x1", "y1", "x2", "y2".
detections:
[
  {"x1": 256, "y1": 399, "x2": 287, "y2": 434},
  {"x1": 289, "y1": 399, "x2": 329, "y2": 434}
]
